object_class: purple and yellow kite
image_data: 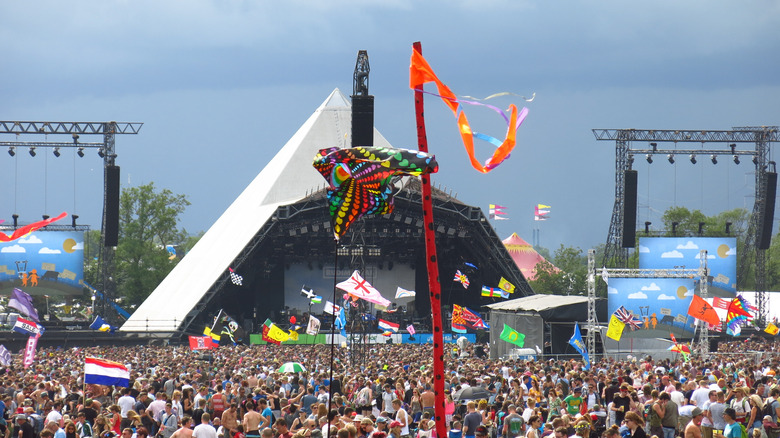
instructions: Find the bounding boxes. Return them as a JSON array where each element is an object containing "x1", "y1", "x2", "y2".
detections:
[{"x1": 313, "y1": 146, "x2": 438, "y2": 240}]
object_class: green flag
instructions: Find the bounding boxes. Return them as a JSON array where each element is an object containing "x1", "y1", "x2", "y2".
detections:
[{"x1": 500, "y1": 324, "x2": 525, "y2": 347}]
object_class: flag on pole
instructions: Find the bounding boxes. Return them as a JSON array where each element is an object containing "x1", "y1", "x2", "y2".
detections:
[
  {"x1": 323, "y1": 301, "x2": 341, "y2": 315},
  {"x1": 262, "y1": 319, "x2": 289, "y2": 345},
  {"x1": 0, "y1": 345, "x2": 10, "y2": 366},
  {"x1": 534, "y1": 204, "x2": 551, "y2": 221},
  {"x1": 334, "y1": 307, "x2": 347, "y2": 337},
  {"x1": 712, "y1": 296, "x2": 730, "y2": 310},
  {"x1": 765, "y1": 323, "x2": 779, "y2": 336},
  {"x1": 613, "y1": 306, "x2": 642, "y2": 331},
  {"x1": 606, "y1": 315, "x2": 625, "y2": 341},
  {"x1": 406, "y1": 324, "x2": 416, "y2": 335},
  {"x1": 497, "y1": 277, "x2": 515, "y2": 294},
  {"x1": 378, "y1": 319, "x2": 399, "y2": 333},
  {"x1": 395, "y1": 287, "x2": 416, "y2": 299},
  {"x1": 84, "y1": 357, "x2": 130, "y2": 387},
  {"x1": 453, "y1": 270, "x2": 470, "y2": 288},
  {"x1": 600, "y1": 267, "x2": 609, "y2": 286},
  {"x1": 499, "y1": 324, "x2": 525, "y2": 347},
  {"x1": 569, "y1": 322, "x2": 590, "y2": 370},
  {"x1": 89, "y1": 315, "x2": 116, "y2": 333},
  {"x1": 336, "y1": 271, "x2": 391, "y2": 307},
  {"x1": 451, "y1": 305, "x2": 467, "y2": 333},
  {"x1": 228, "y1": 268, "x2": 243, "y2": 286},
  {"x1": 481, "y1": 286, "x2": 509, "y2": 299},
  {"x1": 489, "y1": 204, "x2": 509, "y2": 220},
  {"x1": 22, "y1": 335, "x2": 39, "y2": 369},
  {"x1": 13, "y1": 317, "x2": 44, "y2": 337},
  {"x1": 188, "y1": 336, "x2": 215, "y2": 351},
  {"x1": 9, "y1": 288, "x2": 39, "y2": 322},
  {"x1": 306, "y1": 315, "x2": 321, "y2": 336},
  {"x1": 687, "y1": 294, "x2": 721, "y2": 327}
]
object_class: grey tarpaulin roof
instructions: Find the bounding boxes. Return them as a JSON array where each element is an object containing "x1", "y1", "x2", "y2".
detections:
[{"x1": 485, "y1": 294, "x2": 588, "y2": 313}]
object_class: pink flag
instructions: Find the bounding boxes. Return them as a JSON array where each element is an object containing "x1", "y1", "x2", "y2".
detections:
[
  {"x1": 336, "y1": 270, "x2": 391, "y2": 307},
  {"x1": 712, "y1": 297, "x2": 730, "y2": 310},
  {"x1": 23, "y1": 334, "x2": 40, "y2": 368},
  {"x1": 407, "y1": 324, "x2": 416, "y2": 335}
]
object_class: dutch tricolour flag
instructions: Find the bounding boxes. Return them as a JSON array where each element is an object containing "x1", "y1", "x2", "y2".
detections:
[
  {"x1": 84, "y1": 357, "x2": 130, "y2": 387},
  {"x1": 378, "y1": 319, "x2": 399, "y2": 333}
]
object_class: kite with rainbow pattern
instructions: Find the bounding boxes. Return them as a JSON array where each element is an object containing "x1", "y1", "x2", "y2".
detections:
[{"x1": 313, "y1": 146, "x2": 438, "y2": 240}]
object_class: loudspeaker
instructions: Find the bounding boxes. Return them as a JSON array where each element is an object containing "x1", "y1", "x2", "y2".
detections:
[
  {"x1": 759, "y1": 172, "x2": 777, "y2": 250},
  {"x1": 351, "y1": 96, "x2": 374, "y2": 147},
  {"x1": 104, "y1": 165, "x2": 120, "y2": 247},
  {"x1": 622, "y1": 170, "x2": 638, "y2": 248}
]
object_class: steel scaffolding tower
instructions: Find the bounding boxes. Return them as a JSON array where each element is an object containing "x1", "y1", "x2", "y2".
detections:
[
  {"x1": 594, "y1": 127, "x2": 778, "y2": 323},
  {"x1": 0, "y1": 121, "x2": 143, "y2": 322}
]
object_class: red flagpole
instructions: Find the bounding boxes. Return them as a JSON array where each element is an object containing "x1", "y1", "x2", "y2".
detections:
[{"x1": 412, "y1": 41, "x2": 447, "y2": 438}]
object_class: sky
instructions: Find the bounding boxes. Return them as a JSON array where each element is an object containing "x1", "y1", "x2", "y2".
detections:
[{"x1": 1, "y1": 0, "x2": 779, "y2": 256}]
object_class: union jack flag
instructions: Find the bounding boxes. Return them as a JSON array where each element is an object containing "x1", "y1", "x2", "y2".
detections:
[
  {"x1": 614, "y1": 306, "x2": 642, "y2": 331},
  {"x1": 453, "y1": 270, "x2": 470, "y2": 289}
]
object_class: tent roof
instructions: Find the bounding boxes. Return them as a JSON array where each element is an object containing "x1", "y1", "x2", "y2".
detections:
[
  {"x1": 121, "y1": 89, "x2": 393, "y2": 332},
  {"x1": 502, "y1": 233, "x2": 556, "y2": 281},
  {"x1": 485, "y1": 294, "x2": 588, "y2": 312}
]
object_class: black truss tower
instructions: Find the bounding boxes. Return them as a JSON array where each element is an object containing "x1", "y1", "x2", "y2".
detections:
[{"x1": 594, "y1": 127, "x2": 778, "y2": 322}]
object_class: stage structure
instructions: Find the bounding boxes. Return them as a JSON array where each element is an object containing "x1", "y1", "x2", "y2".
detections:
[
  {"x1": 122, "y1": 81, "x2": 533, "y2": 336},
  {"x1": 594, "y1": 127, "x2": 778, "y2": 323},
  {"x1": 0, "y1": 121, "x2": 142, "y2": 321},
  {"x1": 589, "y1": 249, "x2": 709, "y2": 358}
]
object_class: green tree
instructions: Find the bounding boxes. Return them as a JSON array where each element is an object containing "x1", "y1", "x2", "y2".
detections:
[
  {"x1": 529, "y1": 244, "x2": 588, "y2": 295},
  {"x1": 115, "y1": 183, "x2": 190, "y2": 305}
]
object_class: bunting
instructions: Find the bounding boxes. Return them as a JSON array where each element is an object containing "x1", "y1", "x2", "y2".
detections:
[{"x1": 489, "y1": 204, "x2": 509, "y2": 220}]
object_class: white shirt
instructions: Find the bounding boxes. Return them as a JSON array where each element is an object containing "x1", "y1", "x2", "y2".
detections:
[
  {"x1": 193, "y1": 424, "x2": 218, "y2": 438},
  {"x1": 118, "y1": 395, "x2": 136, "y2": 418}
]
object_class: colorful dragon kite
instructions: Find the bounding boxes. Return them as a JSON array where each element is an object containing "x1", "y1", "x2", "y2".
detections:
[{"x1": 313, "y1": 146, "x2": 438, "y2": 240}]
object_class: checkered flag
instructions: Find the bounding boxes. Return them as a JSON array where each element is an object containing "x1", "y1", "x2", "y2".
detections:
[{"x1": 228, "y1": 268, "x2": 243, "y2": 286}]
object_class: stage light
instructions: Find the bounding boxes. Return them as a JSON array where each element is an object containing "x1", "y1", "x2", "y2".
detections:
[
  {"x1": 98, "y1": 148, "x2": 105, "y2": 158},
  {"x1": 644, "y1": 221, "x2": 651, "y2": 234},
  {"x1": 12, "y1": 214, "x2": 18, "y2": 227},
  {"x1": 753, "y1": 156, "x2": 758, "y2": 165},
  {"x1": 650, "y1": 142, "x2": 658, "y2": 151},
  {"x1": 689, "y1": 154, "x2": 697, "y2": 164},
  {"x1": 53, "y1": 147, "x2": 61, "y2": 157},
  {"x1": 29, "y1": 147, "x2": 36, "y2": 157},
  {"x1": 733, "y1": 155, "x2": 740, "y2": 164},
  {"x1": 645, "y1": 154, "x2": 653, "y2": 164},
  {"x1": 8, "y1": 147, "x2": 15, "y2": 157},
  {"x1": 711, "y1": 155, "x2": 717, "y2": 164},
  {"x1": 698, "y1": 222, "x2": 705, "y2": 235},
  {"x1": 42, "y1": 215, "x2": 49, "y2": 221},
  {"x1": 627, "y1": 154, "x2": 634, "y2": 168},
  {"x1": 77, "y1": 147, "x2": 85, "y2": 157},
  {"x1": 667, "y1": 154, "x2": 675, "y2": 164},
  {"x1": 72, "y1": 133, "x2": 79, "y2": 143},
  {"x1": 672, "y1": 221, "x2": 679, "y2": 235},
  {"x1": 71, "y1": 214, "x2": 79, "y2": 228},
  {"x1": 725, "y1": 222, "x2": 732, "y2": 235}
]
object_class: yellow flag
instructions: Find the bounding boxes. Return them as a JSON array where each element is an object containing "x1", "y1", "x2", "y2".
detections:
[
  {"x1": 765, "y1": 322, "x2": 779, "y2": 336},
  {"x1": 267, "y1": 323, "x2": 290, "y2": 343},
  {"x1": 606, "y1": 315, "x2": 625, "y2": 341},
  {"x1": 498, "y1": 277, "x2": 516, "y2": 294},
  {"x1": 288, "y1": 330, "x2": 299, "y2": 341}
]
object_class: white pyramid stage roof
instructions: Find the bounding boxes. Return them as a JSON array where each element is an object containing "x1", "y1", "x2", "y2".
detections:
[{"x1": 120, "y1": 89, "x2": 393, "y2": 332}]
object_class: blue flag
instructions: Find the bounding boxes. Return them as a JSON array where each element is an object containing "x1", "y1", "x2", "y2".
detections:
[
  {"x1": 89, "y1": 315, "x2": 116, "y2": 333},
  {"x1": 569, "y1": 322, "x2": 590, "y2": 370},
  {"x1": 334, "y1": 307, "x2": 347, "y2": 338}
]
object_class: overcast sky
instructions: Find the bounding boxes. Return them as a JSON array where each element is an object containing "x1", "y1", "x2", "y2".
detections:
[{"x1": 1, "y1": 0, "x2": 779, "y2": 254}]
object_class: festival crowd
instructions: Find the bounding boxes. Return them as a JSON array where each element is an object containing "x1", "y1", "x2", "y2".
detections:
[{"x1": 2, "y1": 335, "x2": 780, "y2": 438}]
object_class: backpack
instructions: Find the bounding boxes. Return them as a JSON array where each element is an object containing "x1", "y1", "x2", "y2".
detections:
[
  {"x1": 643, "y1": 403, "x2": 653, "y2": 420},
  {"x1": 356, "y1": 388, "x2": 369, "y2": 407},
  {"x1": 29, "y1": 414, "x2": 45, "y2": 438},
  {"x1": 739, "y1": 424, "x2": 748, "y2": 438},
  {"x1": 763, "y1": 399, "x2": 778, "y2": 422}
]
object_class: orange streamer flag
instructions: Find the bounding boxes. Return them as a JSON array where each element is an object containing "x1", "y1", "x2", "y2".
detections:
[
  {"x1": 0, "y1": 212, "x2": 67, "y2": 242},
  {"x1": 409, "y1": 50, "x2": 529, "y2": 173},
  {"x1": 687, "y1": 294, "x2": 720, "y2": 327}
]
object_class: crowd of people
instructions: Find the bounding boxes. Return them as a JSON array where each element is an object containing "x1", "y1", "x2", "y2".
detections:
[{"x1": 2, "y1": 335, "x2": 780, "y2": 438}]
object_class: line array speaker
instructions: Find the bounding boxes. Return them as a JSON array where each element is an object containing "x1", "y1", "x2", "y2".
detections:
[
  {"x1": 104, "y1": 165, "x2": 120, "y2": 247},
  {"x1": 622, "y1": 169, "x2": 638, "y2": 248},
  {"x1": 759, "y1": 171, "x2": 777, "y2": 250}
]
